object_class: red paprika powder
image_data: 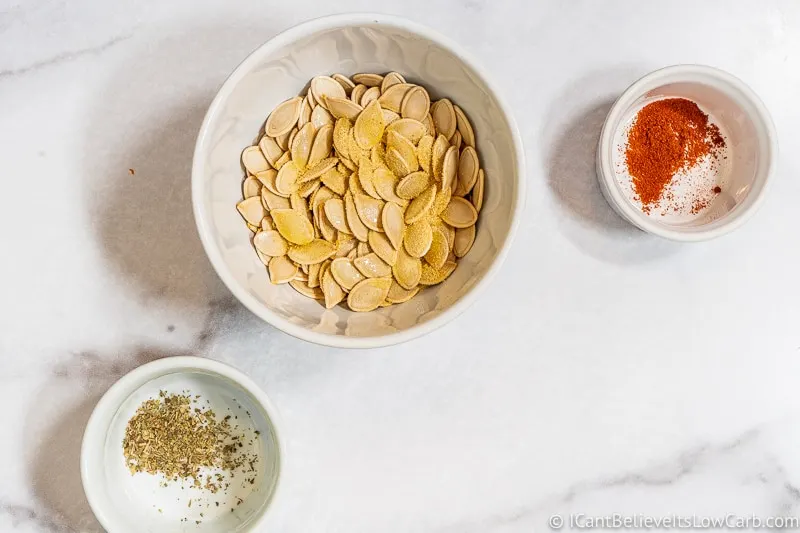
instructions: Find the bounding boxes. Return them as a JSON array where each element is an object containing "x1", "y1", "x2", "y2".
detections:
[{"x1": 625, "y1": 98, "x2": 725, "y2": 209}]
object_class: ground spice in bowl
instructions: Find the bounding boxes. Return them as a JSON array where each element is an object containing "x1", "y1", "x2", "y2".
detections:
[
  {"x1": 123, "y1": 391, "x2": 259, "y2": 493},
  {"x1": 624, "y1": 98, "x2": 726, "y2": 212}
]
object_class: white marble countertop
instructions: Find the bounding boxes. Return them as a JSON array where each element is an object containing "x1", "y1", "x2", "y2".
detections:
[{"x1": 2, "y1": 1, "x2": 800, "y2": 531}]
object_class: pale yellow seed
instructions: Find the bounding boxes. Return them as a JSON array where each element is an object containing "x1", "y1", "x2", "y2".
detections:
[
  {"x1": 404, "y1": 219, "x2": 433, "y2": 258},
  {"x1": 347, "y1": 277, "x2": 391, "y2": 312},
  {"x1": 288, "y1": 239, "x2": 336, "y2": 265},
  {"x1": 272, "y1": 208, "x2": 315, "y2": 245},
  {"x1": 392, "y1": 247, "x2": 421, "y2": 290},
  {"x1": 404, "y1": 184, "x2": 436, "y2": 224},
  {"x1": 354, "y1": 253, "x2": 392, "y2": 278},
  {"x1": 419, "y1": 261, "x2": 456, "y2": 286},
  {"x1": 441, "y1": 197, "x2": 478, "y2": 228},
  {"x1": 453, "y1": 225, "x2": 476, "y2": 258}
]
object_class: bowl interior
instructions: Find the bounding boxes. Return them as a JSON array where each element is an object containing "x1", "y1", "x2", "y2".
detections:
[
  {"x1": 602, "y1": 69, "x2": 773, "y2": 233},
  {"x1": 194, "y1": 19, "x2": 520, "y2": 343},
  {"x1": 83, "y1": 365, "x2": 280, "y2": 533}
]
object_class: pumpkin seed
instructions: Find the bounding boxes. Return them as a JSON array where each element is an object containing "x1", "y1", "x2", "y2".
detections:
[
  {"x1": 330, "y1": 257, "x2": 365, "y2": 290},
  {"x1": 453, "y1": 225, "x2": 476, "y2": 258},
  {"x1": 424, "y1": 226, "x2": 449, "y2": 269},
  {"x1": 275, "y1": 128, "x2": 293, "y2": 151},
  {"x1": 258, "y1": 136, "x2": 283, "y2": 168},
  {"x1": 382, "y1": 109, "x2": 400, "y2": 125},
  {"x1": 300, "y1": 157, "x2": 338, "y2": 183},
  {"x1": 324, "y1": 199, "x2": 351, "y2": 234},
  {"x1": 423, "y1": 113, "x2": 436, "y2": 136},
  {"x1": 441, "y1": 197, "x2": 478, "y2": 228},
  {"x1": 457, "y1": 146, "x2": 479, "y2": 195},
  {"x1": 255, "y1": 169, "x2": 279, "y2": 194},
  {"x1": 310, "y1": 105, "x2": 334, "y2": 129},
  {"x1": 352, "y1": 73, "x2": 384, "y2": 87},
  {"x1": 354, "y1": 253, "x2": 392, "y2": 278},
  {"x1": 400, "y1": 86, "x2": 430, "y2": 122},
  {"x1": 243, "y1": 176, "x2": 261, "y2": 199},
  {"x1": 385, "y1": 146, "x2": 414, "y2": 178},
  {"x1": 324, "y1": 96, "x2": 362, "y2": 120},
  {"x1": 265, "y1": 96, "x2": 303, "y2": 137},
  {"x1": 272, "y1": 208, "x2": 315, "y2": 244},
  {"x1": 380, "y1": 72, "x2": 405, "y2": 93},
  {"x1": 396, "y1": 171, "x2": 430, "y2": 200},
  {"x1": 369, "y1": 231, "x2": 397, "y2": 265},
  {"x1": 290, "y1": 279, "x2": 324, "y2": 299},
  {"x1": 404, "y1": 219, "x2": 433, "y2": 258},
  {"x1": 386, "y1": 130, "x2": 418, "y2": 171},
  {"x1": 298, "y1": 96, "x2": 312, "y2": 127},
  {"x1": 378, "y1": 83, "x2": 413, "y2": 113},
  {"x1": 419, "y1": 261, "x2": 456, "y2": 286},
  {"x1": 321, "y1": 268, "x2": 345, "y2": 308},
  {"x1": 386, "y1": 281, "x2": 419, "y2": 304},
  {"x1": 354, "y1": 193, "x2": 384, "y2": 231},
  {"x1": 431, "y1": 134, "x2": 450, "y2": 181},
  {"x1": 441, "y1": 145, "x2": 458, "y2": 191},
  {"x1": 351, "y1": 84, "x2": 367, "y2": 105},
  {"x1": 261, "y1": 187, "x2": 290, "y2": 210},
  {"x1": 242, "y1": 146, "x2": 270, "y2": 175},
  {"x1": 321, "y1": 167, "x2": 347, "y2": 195},
  {"x1": 333, "y1": 117, "x2": 352, "y2": 160},
  {"x1": 360, "y1": 86, "x2": 381, "y2": 108},
  {"x1": 253, "y1": 229, "x2": 289, "y2": 257},
  {"x1": 345, "y1": 191, "x2": 369, "y2": 242},
  {"x1": 373, "y1": 167, "x2": 407, "y2": 205},
  {"x1": 454, "y1": 104, "x2": 475, "y2": 148},
  {"x1": 311, "y1": 76, "x2": 346, "y2": 110},
  {"x1": 393, "y1": 248, "x2": 421, "y2": 290},
  {"x1": 450, "y1": 130, "x2": 462, "y2": 149},
  {"x1": 268, "y1": 255, "x2": 298, "y2": 284},
  {"x1": 308, "y1": 262, "x2": 322, "y2": 288},
  {"x1": 307, "y1": 123, "x2": 333, "y2": 168},
  {"x1": 387, "y1": 119, "x2": 426, "y2": 144},
  {"x1": 354, "y1": 100, "x2": 385, "y2": 149},
  {"x1": 404, "y1": 184, "x2": 436, "y2": 224},
  {"x1": 381, "y1": 202, "x2": 405, "y2": 250},
  {"x1": 357, "y1": 157, "x2": 381, "y2": 199},
  {"x1": 417, "y1": 134, "x2": 434, "y2": 174},
  {"x1": 275, "y1": 160, "x2": 300, "y2": 196},
  {"x1": 347, "y1": 277, "x2": 391, "y2": 312},
  {"x1": 237, "y1": 196, "x2": 265, "y2": 225},
  {"x1": 273, "y1": 150, "x2": 291, "y2": 169},
  {"x1": 431, "y1": 99, "x2": 456, "y2": 139},
  {"x1": 288, "y1": 239, "x2": 336, "y2": 265},
  {"x1": 332, "y1": 73, "x2": 355, "y2": 94},
  {"x1": 472, "y1": 168, "x2": 484, "y2": 213}
]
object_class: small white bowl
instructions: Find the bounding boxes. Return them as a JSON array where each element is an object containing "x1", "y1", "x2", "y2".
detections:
[
  {"x1": 192, "y1": 14, "x2": 525, "y2": 348},
  {"x1": 596, "y1": 64, "x2": 777, "y2": 241},
  {"x1": 81, "y1": 357, "x2": 282, "y2": 533}
]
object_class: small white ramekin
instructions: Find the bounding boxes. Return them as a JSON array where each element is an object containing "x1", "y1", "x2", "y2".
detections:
[
  {"x1": 596, "y1": 64, "x2": 778, "y2": 242},
  {"x1": 81, "y1": 357, "x2": 283, "y2": 533}
]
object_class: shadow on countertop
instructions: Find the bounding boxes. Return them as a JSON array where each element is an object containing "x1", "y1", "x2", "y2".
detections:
[{"x1": 542, "y1": 67, "x2": 682, "y2": 265}]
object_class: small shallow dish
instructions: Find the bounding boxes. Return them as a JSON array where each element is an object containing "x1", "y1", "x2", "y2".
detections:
[
  {"x1": 81, "y1": 357, "x2": 282, "y2": 533},
  {"x1": 192, "y1": 14, "x2": 525, "y2": 348},
  {"x1": 596, "y1": 64, "x2": 777, "y2": 241}
]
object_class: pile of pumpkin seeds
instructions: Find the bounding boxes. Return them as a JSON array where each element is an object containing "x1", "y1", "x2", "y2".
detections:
[{"x1": 237, "y1": 72, "x2": 484, "y2": 312}]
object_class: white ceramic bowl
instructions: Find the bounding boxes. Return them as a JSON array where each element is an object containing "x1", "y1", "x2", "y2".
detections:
[
  {"x1": 81, "y1": 357, "x2": 282, "y2": 533},
  {"x1": 192, "y1": 14, "x2": 524, "y2": 348},
  {"x1": 596, "y1": 64, "x2": 777, "y2": 241}
]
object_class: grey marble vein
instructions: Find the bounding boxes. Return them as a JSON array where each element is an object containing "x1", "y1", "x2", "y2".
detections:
[
  {"x1": 0, "y1": 34, "x2": 131, "y2": 80},
  {"x1": 0, "y1": 501, "x2": 71, "y2": 532}
]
